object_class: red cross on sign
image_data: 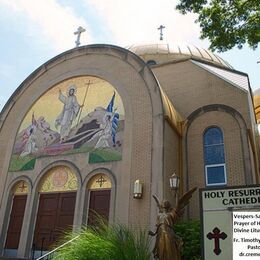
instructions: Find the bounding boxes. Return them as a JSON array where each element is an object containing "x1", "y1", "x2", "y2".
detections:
[{"x1": 207, "y1": 227, "x2": 227, "y2": 255}]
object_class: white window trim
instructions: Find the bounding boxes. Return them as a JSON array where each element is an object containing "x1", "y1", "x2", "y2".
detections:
[{"x1": 205, "y1": 163, "x2": 227, "y2": 186}]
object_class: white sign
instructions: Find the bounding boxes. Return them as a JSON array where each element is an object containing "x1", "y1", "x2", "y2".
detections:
[
  {"x1": 233, "y1": 212, "x2": 260, "y2": 259},
  {"x1": 200, "y1": 185, "x2": 260, "y2": 260}
]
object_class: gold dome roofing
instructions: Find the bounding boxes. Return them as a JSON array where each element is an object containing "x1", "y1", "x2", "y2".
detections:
[{"x1": 127, "y1": 43, "x2": 233, "y2": 69}]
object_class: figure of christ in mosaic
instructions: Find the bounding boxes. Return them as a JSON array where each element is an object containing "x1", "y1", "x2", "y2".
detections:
[{"x1": 55, "y1": 85, "x2": 80, "y2": 142}]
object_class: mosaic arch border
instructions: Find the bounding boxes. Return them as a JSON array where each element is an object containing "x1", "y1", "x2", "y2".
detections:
[{"x1": 8, "y1": 75, "x2": 125, "y2": 172}]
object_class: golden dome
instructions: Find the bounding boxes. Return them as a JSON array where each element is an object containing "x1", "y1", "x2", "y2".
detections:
[
  {"x1": 253, "y1": 88, "x2": 260, "y2": 123},
  {"x1": 127, "y1": 43, "x2": 232, "y2": 69}
]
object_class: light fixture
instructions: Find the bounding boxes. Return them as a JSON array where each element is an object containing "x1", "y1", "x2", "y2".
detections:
[
  {"x1": 169, "y1": 172, "x2": 180, "y2": 190},
  {"x1": 133, "y1": 179, "x2": 143, "y2": 199}
]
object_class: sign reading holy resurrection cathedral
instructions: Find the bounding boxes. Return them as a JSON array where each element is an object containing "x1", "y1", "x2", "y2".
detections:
[{"x1": 200, "y1": 185, "x2": 260, "y2": 260}]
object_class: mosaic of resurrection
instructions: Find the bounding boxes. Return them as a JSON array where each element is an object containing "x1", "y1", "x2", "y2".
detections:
[{"x1": 9, "y1": 76, "x2": 125, "y2": 171}]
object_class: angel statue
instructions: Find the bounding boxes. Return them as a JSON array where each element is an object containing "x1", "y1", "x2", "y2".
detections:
[{"x1": 149, "y1": 187, "x2": 197, "y2": 260}]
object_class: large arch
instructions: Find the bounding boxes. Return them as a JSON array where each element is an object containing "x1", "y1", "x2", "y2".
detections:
[
  {"x1": 0, "y1": 45, "x2": 165, "y2": 258},
  {"x1": 183, "y1": 104, "x2": 253, "y2": 218},
  {"x1": 0, "y1": 45, "x2": 165, "y2": 236}
]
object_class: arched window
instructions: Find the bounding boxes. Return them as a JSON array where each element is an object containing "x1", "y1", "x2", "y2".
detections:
[{"x1": 204, "y1": 127, "x2": 226, "y2": 186}]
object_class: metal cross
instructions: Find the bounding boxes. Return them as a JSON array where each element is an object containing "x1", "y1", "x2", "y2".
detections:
[
  {"x1": 74, "y1": 26, "x2": 86, "y2": 47},
  {"x1": 96, "y1": 176, "x2": 107, "y2": 188},
  {"x1": 158, "y1": 25, "x2": 165, "y2": 41},
  {"x1": 207, "y1": 227, "x2": 227, "y2": 255},
  {"x1": 18, "y1": 181, "x2": 27, "y2": 192}
]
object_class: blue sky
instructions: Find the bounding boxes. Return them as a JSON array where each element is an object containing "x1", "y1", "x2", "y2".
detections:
[{"x1": 0, "y1": 0, "x2": 259, "y2": 111}]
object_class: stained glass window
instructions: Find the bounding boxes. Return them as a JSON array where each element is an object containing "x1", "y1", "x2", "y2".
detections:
[{"x1": 204, "y1": 127, "x2": 226, "y2": 186}]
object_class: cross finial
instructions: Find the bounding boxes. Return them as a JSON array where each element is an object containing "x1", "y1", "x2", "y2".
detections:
[
  {"x1": 74, "y1": 26, "x2": 86, "y2": 47},
  {"x1": 158, "y1": 25, "x2": 165, "y2": 41}
]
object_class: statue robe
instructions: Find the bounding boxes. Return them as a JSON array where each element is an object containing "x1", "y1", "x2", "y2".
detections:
[{"x1": 153, "y1": 210, "x2": 182, "y2": 260}]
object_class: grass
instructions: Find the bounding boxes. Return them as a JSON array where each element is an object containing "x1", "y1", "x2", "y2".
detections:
[
  {"x1": 8, "y1": 154, "x2": 36, "y2": 171},
  {"x1": 53, "y1": 221, "x2": 151, "y2": 260},
  {"x1": 8, "y1": 145, "x2": 122, "y2": 172},
  {"x1": 61, "y1": 145, "x2": 93, "y2": 155},
  {"x1": 89, "y1": 148, "x2": 122, "y2": 164}
]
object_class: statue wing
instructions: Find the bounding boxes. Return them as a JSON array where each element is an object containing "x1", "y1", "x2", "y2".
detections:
[
  {"x1": 153, "y1": 195, "x2": 163, "y2": 213},
  {"x1": 174, "y1": 187, "x2": 197, "y2": 219}
]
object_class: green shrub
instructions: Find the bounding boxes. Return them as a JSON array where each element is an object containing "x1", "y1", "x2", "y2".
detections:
[
  {"x1": 53, "y1": 230, "x2": 115, "y2": 260},
  {"x1": 53, "y1": 218, "x2": 201, "y2": 260},
  {"x1": 53, "y1": 222, "x2": 151, "y2": 260},
  {"x1": 174, "y1": 219, "x2": 201, "y2": 260}
]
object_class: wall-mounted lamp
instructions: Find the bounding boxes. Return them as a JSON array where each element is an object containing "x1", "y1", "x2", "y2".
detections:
[
  {"x1": 169, "y1": 172, "x2": 180, "y2": 190},
  {"x1": 133, "y1": 179, "x2": 143, "y2": 199}
]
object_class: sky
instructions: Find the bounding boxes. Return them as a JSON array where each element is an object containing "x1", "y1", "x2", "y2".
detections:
[{"x1": 0, "y1": 0, "x2": 259, "y2": 112}]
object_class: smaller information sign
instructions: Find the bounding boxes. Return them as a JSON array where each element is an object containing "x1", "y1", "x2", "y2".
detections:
[
  {"x1": 233, "y1": 212, "x2": 260, "y2": 259},
  {"x1": 200, "y1": 185, "x2": 260, "y2": 260}
]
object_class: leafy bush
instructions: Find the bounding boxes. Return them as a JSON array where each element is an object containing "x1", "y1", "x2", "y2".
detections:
[
  {"x1": 174, "y1": 219, "x2": 201, "y2": 260},
  {"x1": 53, "y1": 222, "x2": 151, "y2": 260}
]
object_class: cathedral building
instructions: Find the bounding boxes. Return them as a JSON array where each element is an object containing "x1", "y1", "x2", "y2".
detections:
[{"x1": 0, "y1": 43, "x2": 259, "y2": 258}]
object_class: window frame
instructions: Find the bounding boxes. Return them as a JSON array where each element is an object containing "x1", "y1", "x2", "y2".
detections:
[{"x1": 205, "y1": 163, "x2": 227, "y2": 186}]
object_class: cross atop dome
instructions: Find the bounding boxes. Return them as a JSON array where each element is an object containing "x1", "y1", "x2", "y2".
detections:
[
  {"x1": 74, "y1": 26, "x2": 86, "y2": 47},
  {"x1": 157, "y1": 25, "x2": 166, "y2": 41}
]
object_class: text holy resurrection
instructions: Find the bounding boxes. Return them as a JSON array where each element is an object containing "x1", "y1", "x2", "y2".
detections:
[{"x1": 204, "y1": 188, "x2": 260, "y2": 206}]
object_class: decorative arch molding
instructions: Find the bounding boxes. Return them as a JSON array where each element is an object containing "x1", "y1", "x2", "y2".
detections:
[
  {"x1": 33, "y1": 160, "x2": 82, "y2": 192},
  {"x1": 184, "y1": 104, "x2": 252, "y2": 194},
  {"x1": 186, "y1": 104, "x2": 248, "y2": 126},
  {"x1": 81, "y1": 168, "x2": 117, "y2": 226},
  {"x1": 88, "y1": 174, "x2": 112, "y2": 190},
  {"x1": 6, "y1": 176, "x2": 33, "y2": 196},
  {"x1": 83, "y1": 168, "x2": 116, "y2": 189}
]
